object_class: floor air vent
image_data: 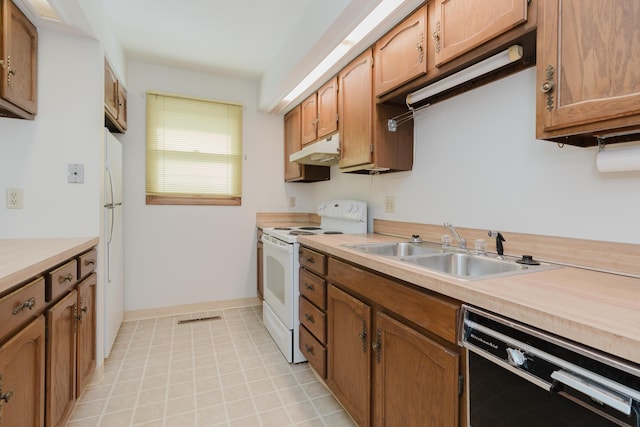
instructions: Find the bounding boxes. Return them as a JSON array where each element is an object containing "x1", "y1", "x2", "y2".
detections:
[{"x1": 177, "y1": 315, "x2": 222, "y2": 325}]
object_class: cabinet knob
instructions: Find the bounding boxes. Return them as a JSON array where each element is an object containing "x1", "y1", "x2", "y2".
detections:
[
  {"x1": 84, "y1": 259, "x2": 96, "y2": 266},
  {"x1": 304, "y1": 283, "x2": 315, "y2": 291},
  {"x1": 304, "y1": 344, "x2": 315, "y2": 356},
  {"x1": 304, "y1": 313, "x2": 315, "y2": 324},
  {"x1": 432, "y1": 21, "x2": 441, "y2": 53},
  {"x1": 541, "y1": 65, "x2": 555, "y2": 111},
  {"x1": 12, "y1": 297, "x2": 36, "y2": 315},
  {"x1": 58, "y1": 273, "x2": 74, "y2": 284}
]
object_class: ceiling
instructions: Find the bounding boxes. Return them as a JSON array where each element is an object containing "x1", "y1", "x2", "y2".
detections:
[
  {"x1": 17, "y1": 0, "x2": 423, "y2": 112},
  {"x1": 99, "y1": 0, "x2": 319, "y2": 80}
]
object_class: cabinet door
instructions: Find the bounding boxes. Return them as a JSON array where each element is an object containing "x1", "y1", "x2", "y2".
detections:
[
  {"x1": 1, "y1": 0, "x2": 38, "y2": 114},
  {"x1": 373, "y1": 312, "x2": 459, "y2": 427},
  {"x1": 46, "y1": 291, "x2": 77, "y2": 427},
  {"x1": 76, "y1": 274, "x2": 96, "y2": 397},
  {"x1": 116, "y1": 84, "x2": 127, "y2": 131},
  {"x1": 300, "y1": 93, "x2": 318, "y2": 145},
  {"x1": 104, "y1": 59, "x2": 118, "y2": 122},
  {"x1": 316, "y1": 77, "x2": 338, "y2": 138},
  {"x1": 284, "y1": 105, "x2": 303, "y2": 181},
  {"x1": 327, "y1": 285, "x2": 371, "y2": 426},
  {"x1": 433, "y1": 0, "x2": 528, "y2": 66},
  {"x1": 338, "y1": 49, "x2": 373, "y2": 169},
  {"x1": 0, "y1": 316, "x2": 45, "y2": 427},
  {"x1": 374, "y1": 5, "x2": 428, "y2": 96},
  {"x1": 537, "y1": 0, "x2": 640, "y2": 141}
]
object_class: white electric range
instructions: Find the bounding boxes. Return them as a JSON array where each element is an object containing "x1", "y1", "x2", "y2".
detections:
[{"x1": 261, "y1": 200, "x2": 367, "y2": 363}]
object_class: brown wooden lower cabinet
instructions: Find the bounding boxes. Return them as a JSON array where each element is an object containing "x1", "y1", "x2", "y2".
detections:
[
  {"x1": 0, "y1": 243, "x2": 97, "y2": 427},
  {"x1": 76, "y1": 273, "x2": 97, "y2": 396},
  {"x1": 321, "y1": 252, "x2": 463, "y2": 427},
  {"x1": 327, "y1": 284, "x2": 372, "y2": 426},
  {"x1": 0, "y1": 316, "x2": 46, "y2": 427},
  {"x1": 374, "y1": 312, "x2": 459, "y2": 426},
  {"x1": 46, "y1": 290, "x2": 78, "y2": 427}
]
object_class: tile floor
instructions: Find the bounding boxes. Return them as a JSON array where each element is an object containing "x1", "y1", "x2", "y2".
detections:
[{"x1": 66, "y1": 305, "x2": 355, "y2": 427}]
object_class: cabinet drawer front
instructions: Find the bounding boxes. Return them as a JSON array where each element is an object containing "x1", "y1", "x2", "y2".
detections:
[
  {"x1": 0, "y1": 277, "x2": 45, "y2": 340},
  {"x1": 299, "y1": 297, "x2": 326, "y2": 343},
  {"x1": 78, "y1": 249, "x2": 98, "y2": 279},
  {"x1": 328, "y1": 257, "x2": 460, "y2": 343},
  {"x1": 299, "y1": 247, "x2": 326, "y2": 276},
  {"x1": 299, "y1": 268, "x2": 326, "y2": 309},
  {"x1": 46, "y1": 259, "x2": 78, "y2": 302},
  {"x1": 299, "y1": 325, "x2": 326, "y2": 378}
]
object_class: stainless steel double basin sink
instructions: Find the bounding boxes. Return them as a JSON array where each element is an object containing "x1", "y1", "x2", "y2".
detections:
[{"x1": 344, "y1": 241, "x2": 557, "y2": 281}]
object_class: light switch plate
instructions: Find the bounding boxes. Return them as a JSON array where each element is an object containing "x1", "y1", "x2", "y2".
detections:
[{"x1": 68, "y1": 163, "x2": 84, "y2": 183}]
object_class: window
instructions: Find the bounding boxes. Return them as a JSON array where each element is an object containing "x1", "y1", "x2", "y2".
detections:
[{"x1": 146, "y1": 92, "x2": 243, "y2": 206}]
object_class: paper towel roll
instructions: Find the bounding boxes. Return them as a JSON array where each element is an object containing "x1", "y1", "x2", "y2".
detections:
[{"x1": 596, "y1": 146, "x2": 640, "y2": 172}]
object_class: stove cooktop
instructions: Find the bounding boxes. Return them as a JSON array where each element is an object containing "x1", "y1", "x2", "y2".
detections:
[{"x1": 262, "y1": 226, "x2": 345, "y2": 243}]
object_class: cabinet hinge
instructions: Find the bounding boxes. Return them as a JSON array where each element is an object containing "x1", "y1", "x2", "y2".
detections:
[
  {"x1": 370, "y1": 144, "x2": 374, "y2": 153},
  {"x1": 458, "y1": 374, "x2": 464, "y2": 397}
]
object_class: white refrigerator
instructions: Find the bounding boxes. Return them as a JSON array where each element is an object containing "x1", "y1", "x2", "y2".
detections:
[{"x1": 104, "y1": 129, "x2": 124, "y2": 357}]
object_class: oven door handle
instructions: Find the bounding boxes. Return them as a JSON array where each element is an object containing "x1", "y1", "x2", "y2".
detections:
[
  {"x1": 551, "y1": 370, "x2": 633, "y2": 416},
  {"x1": 262, "y1": 235, "x2": 294, "y2": 254}
]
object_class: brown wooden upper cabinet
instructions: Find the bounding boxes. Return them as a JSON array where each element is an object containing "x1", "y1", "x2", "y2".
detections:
[
  {"x1": 432, "y1": 0, "x2": 529, "y2": 67},
  {"x1": 0, "y1": 0, "x2": 37, "y2": 119},
  {"x1": 339, "y1": 49, "x2": 413, "y2": 173},
  {"x1": 284, "y1": 105, "x2": 330, "y2": 182},
  {"x1": 536, "y1": 0, "x2": 640, "y2": 147},
  {"x1": 104, "y1": 58, "x2": 127, "y2": 133},
  {"x1": 374, "y1": 5, "x2": 428, "y2": 97},
  {"x1": 301, "y1": 76, "x2": 338, "y2": 145}
]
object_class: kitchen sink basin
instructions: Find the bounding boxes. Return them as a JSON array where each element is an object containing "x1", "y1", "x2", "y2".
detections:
[
  {"x1": 346, "y1": 241, "x2": 444, "y2": 256},
  {"x1": 401, "y1": 252, "x2": 555, "y2": 280}
]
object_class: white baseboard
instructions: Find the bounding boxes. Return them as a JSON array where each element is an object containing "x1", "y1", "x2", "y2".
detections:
[{"x1": 123, "y1": 297, "x2": 261, "y2": 322}]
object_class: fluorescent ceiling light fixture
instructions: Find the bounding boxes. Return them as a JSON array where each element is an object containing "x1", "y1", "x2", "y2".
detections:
[
  {"x1": 27, "y1": 0, "x2": 61, "y2": 21},
  {"x1": 406, "y1": 45, "x2": 524, "y2": 105},
  {"x1": 283, "y1": 0, "x2": 405, "y2": 103}
]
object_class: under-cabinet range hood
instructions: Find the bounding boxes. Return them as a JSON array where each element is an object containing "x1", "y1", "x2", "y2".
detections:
[{"x1": 289, "y1": 133, "x2": 340, "y2": 166}]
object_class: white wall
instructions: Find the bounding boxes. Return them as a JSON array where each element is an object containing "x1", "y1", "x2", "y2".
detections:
[
  {"x1": 308, "y1": 68, "x2": 640, "y2": 244},
  {"x1": 120, "y1": 61, "x2": 308, "y2": 312},
  {"x1": 0, "y1": 30, "x2": 103, "y2": 237}
]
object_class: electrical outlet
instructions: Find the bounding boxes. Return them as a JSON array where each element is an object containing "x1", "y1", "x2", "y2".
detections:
[
  {"x1": 384, "y1": 196, "x2": 395, "y2": 213},
  {"x1": 289, "y1": 196, "x2": 296, "y2": 208},
  {"x1": 7, "y1": 188, "x2": 23, "y2": 209}
]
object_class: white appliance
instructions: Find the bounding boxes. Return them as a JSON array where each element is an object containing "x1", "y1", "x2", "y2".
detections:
[
  {"x1": 103, "y1": 129, "x2": 124, "y2": 357},
  {"x1": 262, "y1": 200, "x2": 368, "y2": 363}
]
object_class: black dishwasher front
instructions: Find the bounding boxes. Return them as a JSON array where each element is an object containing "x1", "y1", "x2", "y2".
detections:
[{"x1": 460, "y1": 305, "x2": 640, "y2": 427}]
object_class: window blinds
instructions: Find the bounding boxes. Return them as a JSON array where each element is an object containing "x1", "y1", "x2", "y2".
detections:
[{"x1": 146, "y1": 92, "x2": 243, "y2": 205}]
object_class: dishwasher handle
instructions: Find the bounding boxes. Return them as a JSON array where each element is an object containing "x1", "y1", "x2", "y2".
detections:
[{"x1": 551, "y1": 369, "x2": 633, "y2": 416}]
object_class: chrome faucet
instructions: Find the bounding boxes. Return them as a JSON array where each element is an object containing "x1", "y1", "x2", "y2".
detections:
[{"x1": 443, "y1": 223, "x2": 466, "y2": 249}]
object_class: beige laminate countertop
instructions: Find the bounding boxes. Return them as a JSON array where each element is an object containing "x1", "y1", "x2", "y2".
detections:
[
  {"x1": 297, "y1": 233, "x2": 640, "y2": 365},
  {"x1": 0, "y1": 237, "x2": 99, "y2": 294}
]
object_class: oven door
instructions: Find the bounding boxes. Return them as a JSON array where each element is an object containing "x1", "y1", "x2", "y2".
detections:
[{"x1": 261, "y1": 234, "x2": 297, "y2": 329}]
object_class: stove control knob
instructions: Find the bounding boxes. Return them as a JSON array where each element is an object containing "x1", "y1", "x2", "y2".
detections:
[{"x1": 506, "y1": 348, "x2": 526, "y2": 367}]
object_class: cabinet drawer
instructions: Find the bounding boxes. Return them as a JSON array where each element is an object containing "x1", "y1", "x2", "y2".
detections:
[
  {"x1": 0, "y1": 277, "x2": 45, "y2": 341},
  {"x1": 300, "y1": 247, "x2": 326, "y2": 276},
  {"x1": 46, "y1": 259, "x2": 78, "y2": 302},
  {"x1": 78, "y1": 249, "x2": 97, "y2": 279},
  {"x1": 328, "y1": 257, "x2": 460, "y2": 343},
  {"x1": 300, "y1": 325, "x2": 326, "y2": 378},
  {"x1": 299, "y1": 268, "x2": 326, "y2": 310},
  {"x1": 299, "y1": 297, "x2": 326, "y2": 343}
]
